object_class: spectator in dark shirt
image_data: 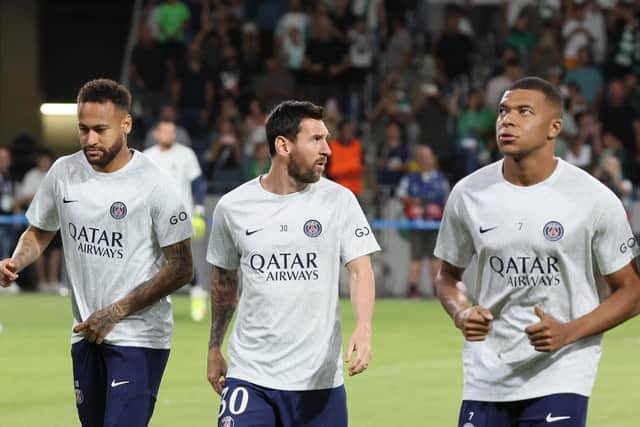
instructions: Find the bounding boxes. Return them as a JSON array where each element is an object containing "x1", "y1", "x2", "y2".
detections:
[
  {"x1": 172, "y1": 40, "x2": 215, "y2": 140},
  {"x1": 435, "y1": 4, "x2": 473, "y2": 83},
  {"x1": 303, "y1": 13, "x2": 349, "y2": 105},
  {"x1": 599, "y1": 78, "x2": 640, "y2": 183},
  {"x1": 131, "y1": 24, "x2": 171, "y2": 129}
]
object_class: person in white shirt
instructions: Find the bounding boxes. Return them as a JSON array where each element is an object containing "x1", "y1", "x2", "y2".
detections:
[
  {"x1": 144, "y1": 119, "x2": 208, "y2": 321},
  {"x1": 206, "y1": 100, "x2": 380, "y2": 426},
  {"x1": 0, "y1": 79, "x2": 194, "y2": 426},
  {"x1": 435, "y1": 76, "x2": 640, "y2": 427}
]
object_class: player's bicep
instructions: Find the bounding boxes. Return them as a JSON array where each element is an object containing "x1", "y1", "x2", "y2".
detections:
[
  {"x1": 436, "y1": 260, "x2": 465, "y2": 290},
  {"x1": 161, "y1": 238, "x2": 193, "y2": 277},
  {"x1": 603, "y1": 261, "x2": 640, "y2": 294}
]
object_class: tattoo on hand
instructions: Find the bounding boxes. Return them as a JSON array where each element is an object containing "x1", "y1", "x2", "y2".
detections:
[{"x1": 209, "y1": 267, "x2": 238, "y2": 349}]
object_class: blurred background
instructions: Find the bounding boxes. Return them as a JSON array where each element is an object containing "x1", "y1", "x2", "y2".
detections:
[{"x1": 2, "y1": 0, "x2": 640, "y2": 298}]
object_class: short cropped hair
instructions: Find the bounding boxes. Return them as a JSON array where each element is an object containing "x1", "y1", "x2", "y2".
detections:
[
  {"x1": 506, "y1": 77, "x2": 563, "y2": 115},
  {"x1": 77, "y1": 78, "x2": 132, "y2": 112},
  {"x1": 265, "y1": 100, "x2": 324, "y2": 156}
]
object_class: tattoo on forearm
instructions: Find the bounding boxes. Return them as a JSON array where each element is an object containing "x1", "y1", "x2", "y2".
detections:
[
  {"x1": 13, "y1": 227, "x2": 51, "y2": 271},
  {"x1": 94, "y1": 304, "x2": 126, "y2": 333},
  {"x1": 209, "y1": 267, "x2": 238, "y2": 349},
  {"x1": 120, "y1": 239, "x2": 193, "y2": 316}
]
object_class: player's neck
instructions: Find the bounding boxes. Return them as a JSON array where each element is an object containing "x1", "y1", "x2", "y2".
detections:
[
  {"x1": 503, "y1": 153, "x2": 557, "y2": 187},
  {"x1": 260, "y1": 167, "x2": 307, "y2": 195},
  {"x1": 95, "y1": 148, "x2": 133, "y2": 173}
]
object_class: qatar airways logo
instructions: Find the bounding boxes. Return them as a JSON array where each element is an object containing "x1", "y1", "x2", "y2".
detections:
[
  {"x1": 68, "y1": 222, "x2": 124, "y2": 259},
  {"x1": 489, "y1": 255, "x2": 561, "y2": 288},
  {"x1": 250, "y1": 252, "x2": 319, "y2": 281}
]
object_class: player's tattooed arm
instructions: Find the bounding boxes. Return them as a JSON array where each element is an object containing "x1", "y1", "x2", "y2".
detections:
[
  {"x1": 73, "y1": 238, "x2": 193, "y2": 343},
  {"x1": 207, "y1": 267, "x2": 237, "y2": 394},
  {"x1": 1, "y1": 226, "x2": 56, "y2": 287},
  {"x1": 209, "y1": 266, "x2": 238, "y2": 349}
]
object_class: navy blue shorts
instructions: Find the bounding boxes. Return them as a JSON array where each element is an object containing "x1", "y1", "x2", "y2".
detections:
[
  {"x1": 459, "y1": 393, "x2": 588, "y2": 427},
  {"x1": 217, "y1": 377, "x2": 348, "y2": 427},
  {"x1": 71, "y1": 340, "x2": 170, "y2": 427}
]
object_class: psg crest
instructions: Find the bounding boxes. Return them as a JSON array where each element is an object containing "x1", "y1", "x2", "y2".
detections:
[
  {"x1": 110, "y1": 201, "x2": 127, "y2": 220},
  {"x1": 543, "y1": 221, "x2": 564, "y2": 241},
  {"x1": 220, "y1": 416, "x2": 234, "y2": 427},
  {"x1": 303, "y1": 219, "x2": 322, "y2": 237}
]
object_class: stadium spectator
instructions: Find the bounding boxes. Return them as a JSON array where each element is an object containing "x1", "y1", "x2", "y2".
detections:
[
  {"x1": 327, "y1": 120, "x2": 365, "y2": 197},
  {"x1": 244, "y1": 141, "x2": 271, "y2": 179},
  {"x1": 171, "y1": 40, "x2": 215, "y2": 141},
  {"x1": 504, "y1": 8, "x2": 536, "y2": 71},
  {"x1": 274, "y1": 0, "x2": 309, "y2": 72},
  {"x1": 207, "y1": 119, "x2": 244, "y2": 194},
  {"x1": 155, "y1": 0, "x2": 191, "y2": 65},
  {"x1": 251, "y1": 56, "x2": 296, "y2": 111},
  {"x1": 564, "y1": 110, "x2": 601, "y2": 170},
  {"x1": 0, "y1": 148, "x2": 16, "y2": 261},
  {"x1": 243, "y1": 97, "x2": 268, "y2": 157},
  {"x1": 376, "y1": 121, "x2": 408, "y2": 199},
  {"x1": 564, "y1": 46, "x2": 604, "y2": 107},
  {"x1": 396, "y1": 145, "x2": 449, "y2": 298},
  {"x1": 14, "y1": 150, "x2": 65, "y2": 295},
  {"x1": 381, "y1": 14, "x2": 412, "y2": 79},
  {"x1": 302, "y1": 12, "x2": 349, "y2": 105},
  {"x1": 434, "y1": 4, "x2": 473, "y2": 83},
  {"x1": 485, "y1": 58, "x2": 525, "y2": 110},
  {"x1": 130, "y1": 24, "x2": 171, "y2": 129},
  {"x1": 599, "y1": 79, "x2": 640, "y2": 184},
  {"x1": 240, "y1": 22, "x2": 264, "y2": 79}
]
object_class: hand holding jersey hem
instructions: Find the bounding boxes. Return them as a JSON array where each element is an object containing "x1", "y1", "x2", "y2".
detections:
[
  {"x1": 525, "y1": 304, "x2": 571, "y2": 352},
  {"x1": 73, "y1": 303, "x2": 126, "y2": 344},
  {"x1": 456, "y1": 306, "x2": 493, "y2": 341}
]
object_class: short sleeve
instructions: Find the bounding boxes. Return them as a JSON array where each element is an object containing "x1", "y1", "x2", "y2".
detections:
[
  {"x1": 150, "y1": 177, "x2": 194, "y2": 247},
  {"x1": 592, "y1": 192, "x2": 639, "y2": 275},
  {"x1": 434, "y1": 184, "x2": 475, "y2": 268},
  {"x1": 340, "y1": 191, "x2": 381, "y2": 265},
  {"x1": 25, "y1": 162, "x2": 60, "y2": 231},
  {"x1": 206, "y1": 198, "x2": 240, "y2": 270}
]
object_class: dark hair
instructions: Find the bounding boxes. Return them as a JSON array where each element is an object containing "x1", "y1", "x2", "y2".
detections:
[
  {"x1": 265, "y1": 100, "x2": 324, "y2": 156},
  {"x1": 506, "y1": 76, "x2": 563, "y2": 114},
  {"x1": 77, "y1": 78, "x2": 132, "y2": 112}
]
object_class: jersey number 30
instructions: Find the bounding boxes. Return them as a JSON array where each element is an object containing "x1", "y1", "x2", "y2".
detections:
[{"x1": 219, "y1": 386, "x2": 249, "y2": 417}]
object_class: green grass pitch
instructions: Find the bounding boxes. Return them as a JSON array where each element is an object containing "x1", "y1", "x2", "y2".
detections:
[{"x1": 0, "y1": 295, "x2": 638, "y2": 426}]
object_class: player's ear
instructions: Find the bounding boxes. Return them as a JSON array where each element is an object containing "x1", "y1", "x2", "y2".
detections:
[
  {"x1": 274, "y1": 135, "x2": 290, "y2": 157},
  {"x1": 547, "y1": 117, "x2": 562, "y2": 140},
  {"x1": 122, "y1": 114, "x2": 133, "y2": 135}
]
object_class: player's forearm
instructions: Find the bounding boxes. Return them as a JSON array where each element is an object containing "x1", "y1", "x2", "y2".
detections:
[
  {"x1": 12, "y1": 226, "x2": 55, "y2": 272},
  {"x1": 209, "y1": 267, "x2": 239, "y2": 350},
  {"x1": 436, "y1": 270, "x2": 469, "y2": 324},
  {"x1": 116, "y1": 239, "x2": 193, "y2": 317},
  {"x1": 350, "y1": 266, "x2": 375, "y2": 328},
  {"x1": 565, "y1": 281, "x2": 640, "y2": 344}
]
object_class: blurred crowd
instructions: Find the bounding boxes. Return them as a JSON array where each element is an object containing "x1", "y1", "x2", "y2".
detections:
[{"x1": 3, "y1": 0, "x2": 640, "y2": 295}]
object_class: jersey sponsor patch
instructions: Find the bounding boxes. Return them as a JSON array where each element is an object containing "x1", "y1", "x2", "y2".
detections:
[
  {"x1": 303, "y1": 219, "x2": 322, "y2": 237},
  {"x1": 110, "y1": 201, "x2": 127, "y2": 220}
]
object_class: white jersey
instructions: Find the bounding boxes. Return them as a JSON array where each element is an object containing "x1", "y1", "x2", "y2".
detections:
[
  {"x1": 434, "y1": 158, "x2": 639, "y2": 401},
  {"x1": 26, "y1": 151, "x2": 193, "y2": 349},
  {"x1": 206, "y1": 177, "x2": 380, "y2": 390},
  {"x1": 143, "y1": 144, "x2": 201, "y2": 217}
]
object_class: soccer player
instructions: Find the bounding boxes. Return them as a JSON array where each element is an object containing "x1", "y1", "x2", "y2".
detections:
[
  {"x1": 206, "y1": 100, "x2": 380, "y2": 426},
  {"x1": 144, "y1": 119, "x2": 208, "y2": 321},
  {"x1": 434, "y1": 76, "x2": 640, "y2": 427},
  {"x1": 0, "y1": 79, "x2": 194, "y2": 426}
]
